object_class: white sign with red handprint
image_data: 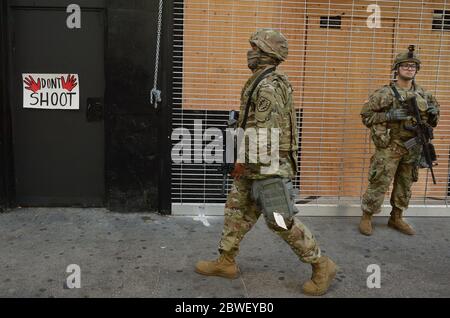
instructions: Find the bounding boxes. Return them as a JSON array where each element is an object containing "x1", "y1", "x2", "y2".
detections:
[{"x1": 22, "y1": 73, "x2": 79, "y2": 110}]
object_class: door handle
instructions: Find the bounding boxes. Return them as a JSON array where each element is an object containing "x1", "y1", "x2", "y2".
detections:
[{"x1": 86, "y1": 97, "x2": 104, "y2": 122}]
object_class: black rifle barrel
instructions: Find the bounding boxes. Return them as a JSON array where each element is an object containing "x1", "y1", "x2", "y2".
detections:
[{"x1": 409, "y1": 97, "x2": 437, "y2": 185}]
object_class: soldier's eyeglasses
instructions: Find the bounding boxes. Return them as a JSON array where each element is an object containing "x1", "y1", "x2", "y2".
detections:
[{"x1": 400, "y1": 63, "x2": 417, "y2": 70}]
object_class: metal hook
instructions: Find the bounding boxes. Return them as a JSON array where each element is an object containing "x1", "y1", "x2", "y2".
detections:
[{"x1": 151, "y1": 88, "x2": 161, "y2": 109}]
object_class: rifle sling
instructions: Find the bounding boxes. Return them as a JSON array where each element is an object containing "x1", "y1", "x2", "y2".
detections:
[{"x1": 390, "y1": 84, "x2": 405, "y2": 103}]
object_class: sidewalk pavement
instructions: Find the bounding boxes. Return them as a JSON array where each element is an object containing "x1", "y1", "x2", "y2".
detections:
[{"x1": 0, "y1": 208, "x2": 449, "y2": 298}]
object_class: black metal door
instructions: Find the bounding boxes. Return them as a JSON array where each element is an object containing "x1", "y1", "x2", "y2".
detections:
[{"x1": 9, "y1": 7, "x2": 105, "y2": 206}]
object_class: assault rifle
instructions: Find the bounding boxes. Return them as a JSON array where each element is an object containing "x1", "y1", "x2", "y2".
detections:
[
  {"x1": 218, "y1": 110, "x2": 239, "y2": 196},
  {"x1": 403, "y1": 96, "x2": 437, "y2": 184}
]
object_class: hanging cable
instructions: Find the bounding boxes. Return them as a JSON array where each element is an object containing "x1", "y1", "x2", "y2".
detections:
[{"x1": 151, "y1": 0, "x2": 163, "y2": 109}]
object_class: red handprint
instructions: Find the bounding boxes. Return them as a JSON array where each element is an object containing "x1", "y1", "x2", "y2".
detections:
[
  {"x1": 61, "y1": 74, "x2": 78, "y2": 92},
  {"x1": 23, "y1": 75, "x2": 41, "y2": 93}
]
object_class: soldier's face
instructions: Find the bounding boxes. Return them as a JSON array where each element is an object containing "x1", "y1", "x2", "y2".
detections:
[{"x1": 398, "y1": 62, "x2": 417, "y2": 80}]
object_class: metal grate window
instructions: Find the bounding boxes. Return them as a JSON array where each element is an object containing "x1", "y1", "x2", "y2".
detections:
[
  {"x1": 172, "y1": 0, "x2": 450, "y2": 213},
  {"x1": 432, "y1": 9, "x2": 450, "y2": 30},
  {"x1": 320, "y1": 15, "x2": 342, "y2": 29}
]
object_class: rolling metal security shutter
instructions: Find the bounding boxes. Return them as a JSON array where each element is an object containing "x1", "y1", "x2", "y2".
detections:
[{"x1": 172, "y1": 0, "x2": 450, "y2": 215}]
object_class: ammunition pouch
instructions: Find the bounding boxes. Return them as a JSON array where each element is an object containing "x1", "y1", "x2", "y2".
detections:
[
  {"x1": 370, "y1": 123, "x2": 391, "y2": 148},
  {"x1": 251, "y1": 177, "x2": 299, "y2": 224}
]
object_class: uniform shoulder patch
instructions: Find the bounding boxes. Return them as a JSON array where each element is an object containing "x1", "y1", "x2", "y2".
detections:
[{"x1": 257, "y1": 97, "x2": 271, "y2": 112}]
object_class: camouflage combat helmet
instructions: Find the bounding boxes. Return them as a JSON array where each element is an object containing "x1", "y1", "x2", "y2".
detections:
[
  {"x1": 249, "y1": 28, "x2": 288, "y2": 61},
  {"x1": 392, "y1": 45, "x2": 421, "y2": 71}
]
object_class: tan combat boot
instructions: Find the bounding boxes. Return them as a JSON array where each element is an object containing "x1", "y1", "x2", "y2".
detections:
[
  {"x1": 195, "y1": 253, "x2": 239, "y2": 279},
  {"x1": 388, "y1": 210, "x2": 415, "y2": 235},
  {"x1": 359, "y1": 212, "x2": 373, "y2": 236},
  {"x1": 302, "y1": 256, "x2": 337, "y2": 296}
]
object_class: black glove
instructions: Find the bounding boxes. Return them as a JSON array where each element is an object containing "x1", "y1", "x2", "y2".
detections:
[
  {"x1": 426, "y1": 104, "x2": 439, "y2": 116},
  {"x1": 386, "y1": 108, "x2": 408, "y2": 122}
]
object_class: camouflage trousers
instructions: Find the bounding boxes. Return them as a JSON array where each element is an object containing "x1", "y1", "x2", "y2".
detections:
[
  {"x1": 362, "y1": 143, "x2": 420, "y2": 215},
  {"x1": 218, "y1": 178, "x2": 321, "y2": 264}
]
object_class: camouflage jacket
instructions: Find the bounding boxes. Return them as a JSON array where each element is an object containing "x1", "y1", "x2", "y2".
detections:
[
  {"x1": 360, "y1": 83, "x2": 440, "y2": 150},
  {"x1": 237, "y1": 66, "x2": 299, "y2": 179}
]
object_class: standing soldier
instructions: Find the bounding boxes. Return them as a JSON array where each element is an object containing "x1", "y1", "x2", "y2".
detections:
[
  {"x1": 359, "y1": 46, "x2": 440, "y2": 236},
  {"x1": 195, "y1": 29, "x2": 337, "y2": 296}
]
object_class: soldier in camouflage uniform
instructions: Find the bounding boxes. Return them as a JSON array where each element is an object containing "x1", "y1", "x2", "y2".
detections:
[
  {"x1": 195, "y1": 29, "x2": 337, "y2": 296},
  {"x1": 359, "y1": 46, "x2": 440, "y2": 236}
]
